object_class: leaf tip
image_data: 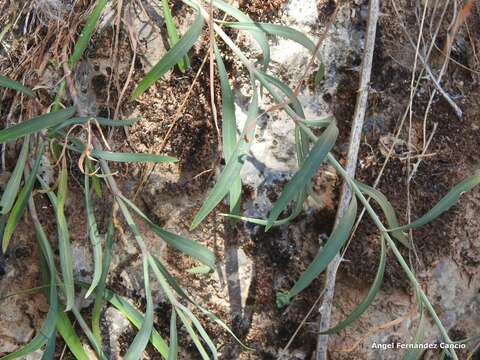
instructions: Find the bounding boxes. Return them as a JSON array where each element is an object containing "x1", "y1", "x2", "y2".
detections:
[{"x1": 276, "y1": 291, "x2": 290, "y2": 308}]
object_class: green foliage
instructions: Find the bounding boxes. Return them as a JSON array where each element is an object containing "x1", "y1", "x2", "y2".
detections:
[
  {"x1": 84, "y1": 164, "x2": 103, "y2": 298},
  {"x1": 123, "y1": 261, "x2": 154, "y2": 360},
  {"x1": 0, "y1": 107, "x2": 75, "y2": 143},
  {"x1": 160, "y1": 0, "x2": 190, "y2": 71},
  {"x1": 321, "y1": 235, "x2": 386, "y2": 334},
  {"x1": 131, "y1": 10, "x2": 205, "y2": 99},
  {"x1": 2, "y1": 143, "x2": 45, "y2": 252},
  {"x1": 266, "y1": 122, "x2": 338, "y2": 230},
  {"x1": 276, "y1": 196, "x2": 357, "y2": 307},
  {"x1": 2, "y1": 1, "x2": 478, "y2": 360},
  {"x1": 0, "y1": 75, "x2": 35, "y2": 97},
  {"x1": 0, "y1": 136, "x2": 30, "y2": 215},
  {"x1": 68, "y1": 0, "x2": 109, "y2": 66}
]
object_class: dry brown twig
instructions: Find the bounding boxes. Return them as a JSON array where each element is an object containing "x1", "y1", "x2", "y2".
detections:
[{"x1": 315, "y1": 0, "x2": 380, "y2": 358}]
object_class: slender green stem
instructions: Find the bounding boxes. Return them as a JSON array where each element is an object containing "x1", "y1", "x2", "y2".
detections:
[{"x1": 297, "y1": 123, "x2": 457, "y2": 360}]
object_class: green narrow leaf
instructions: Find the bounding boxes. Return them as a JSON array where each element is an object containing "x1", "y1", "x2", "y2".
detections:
[
  {"x1": 148, "y1": 257, "x2": 212, "y2": 359},
  {"x1": 225, "y1": 22, "x2": 319, "y2": 60},
  {"x1": 0, "y1": 74, "x2": 35, "y2": 97},
  {"x1": 131, "y1": 11, "x2": 205, "y2": 99},
  {"x1": 56, "y1": 164, "x2": 75, "y2": 311},
  {"x1": 213, "y1": 42, "x2": 241, "y2": 214},
  {"x1": 168, "y1": 310, "x2": 178, "y2": 360},
  {"x1": 261, "y1": 71, "x2": 311, "y2": 223},
  {"x1": 120, "y1": 196, "x2": 215, "y2": 269},
  {"x1": 49, "y1": 116, "x2": 140, "y2": 133},
  {"x1": 220, "y1": 209, "x2": 300, "y2": 227},
  {"x1": 123, "y1": 260, "x2": 154, "y2": 360},
  {"x1": 177, "y1": 304, "x2": 217, "y2": 359},
  {"x1": 299, "y1": 116, "x2": 333, "y2": 128},
  {"x1": 68, "y1": 0, "x2": 109, "y2": 66},
  {"x1": 356, "y1": 181, "x2": 410, "y2": 248},
  {"x1": 321, "y1": 235, "x2": 386, "y2": 334},
  {"x1": 0, "y1": 136, "x2": 30, "y2": 215},
  {"x1": 186, "y1": 264, "x2": 212, "y2": 274},
  {"x1": 277, "y1": 196, "x2": 357, "y2": 307},
  {"x1": 84, "y1": 165, "x2": 103, "y2": 298},
  {"x1": 0, "y1": 200, "x2": 58, "y2": 360},
  {"x1": 314, "y1": 63, "x2": 325, "y2": 87},
  {"x1": 401, "y1": 304, "x2": 426, "y2": 360},
  {"x1": 92, "y1": 173, "x2": 102, "y2": 198},
  {"x1": 56, "y1": 307, "x2": 89, "y2": 360},
  {"x1": 393, "y1": 171, "x2": 480, "y2": 231},
  {"x1": 150, "y1": 256, "x2": 251, "y2": 351},
  {"x1": 92, "y1": 150, "x2": 177, "y2": 163},
  {"x1": 41, "y1": 331, "x2": 57, "y2": 360},
  {"x1": 0, "y1": 107, "x2": 75, "y2": 143},
  {"x1": 149, "y1": 257, "x2": 213, "y2": 360},
  {"x1": 212, "y1": 0, "x2": 270, "y2": 68},
  {"x1": 175, "y1": 308, "x2": 211, "y2": 360},
  {"x1": 70, "y1": 305, "x2": 108, "y2": 360},
  {"x1": 150, "y1": 256, "x2": 192, "y2": 301},
  {"x1": 78, "y1": 281, "x2": 170, "y2": 358},
  {"x1": 2, "y1": 143, "x2": 44, "y2": 252},
  {"x1": 266, "y1": 122, "x2": 338, "y2": 230},
  {"x1": 160, "y1": 0, "x2": 189, "y2": 71},
  {"x1": 257, "y1": 69, "x2": 305, "y2": 121},
  {"x1": 190, "y1": 84, "x2": 259, "y2": 230},
  {"x1": 92, "y1": 214, "x2": 115, "y2": 343}
]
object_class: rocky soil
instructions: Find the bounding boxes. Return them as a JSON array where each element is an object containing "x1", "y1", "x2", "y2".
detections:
[{"x1": 1, "y1": 0, "x2": 479, "y2": 359}]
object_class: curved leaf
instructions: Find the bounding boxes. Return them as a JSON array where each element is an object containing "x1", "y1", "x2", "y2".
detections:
[
  {"x1": 356, "y1": 181, "x2": 410, "y2": 248},
  {"x1": 0, "y1": 107, "x2": 75, "y2": 143},
  {"x1": 0, "y1": 200, "x2": 58, "y2": 360},
  {"x1": 150, "y1": 256, "x2": 251, "y2": 350},
  {"x1": 124, "y1": 260, "x2": 154, "y2": 360},
  {"x1": 321, "y1": 235, "x2": 386, "y2": 334},
  {"x1": 2, "y1": 143, "x2": 44, "y2": 252},
  {"x1": 68, "y1": 0, "x2": 109, "y2": 66},
  {"x1": 393, "y1": 171, "x2": 480, "y2": 230},
  {"x1": 160, "y1": 0, "x2": 189, "y2": 71},
  {"x1": 84, "y1": 165, "x2": 103, "y2": 298},
  {"x1": 214, "y1": 42, "x2": 242, "y2": 214},
  {"x1": 0, "y1": 75, "x2": 35, "y2": 98},
  {"x1": 56, "y1": 163, "x2": 75, "y2": 311},
  {"x1": 225, "y1": 22, "x2": 319, "y2": 59},
  {"x1": 120, "y1": 196, "x2": 215, "y2": 269},
  {"x1": 78, "y1": 281, "x2": 170, "y2": 358},
  {"x1": 49, "y1": 116, "x2": 140, "y2": 133},
  {"x1": 266, "y1": 122, "x2": 338, "y2": 230},
  {"x1": 0, "y1": 136, "x2": 30, "y2": 215},
  {"x1": 277, "y1": 196, "x2": 357, "y2": 307},
  {"x1": 92, "y1": 214, "x2": 115, "y2": 343},
  {"x1": 39, "y1": 169, "x2": 75, "y2": 312},
  {"x1": 212, "y1": 0, "x2": 270, "y2": 68},
  {"x1": 56, "y1": 308, "x2": 89, "y2": 360},
  {"x1": 299, "y1": 116, "x2": 334, "y2": 128},
  {"x1": 92, "y1": 150, "x2": 177, "y2": 163},
  {"x1": 190, "y1": 82, "x2": 259, "y2": 230},
  {"x1": 177, "y1": 304, "x2": 217, "y2": 360},
  {"x1": 131, "y1": 11, "x2": 205, "y2": 99}
]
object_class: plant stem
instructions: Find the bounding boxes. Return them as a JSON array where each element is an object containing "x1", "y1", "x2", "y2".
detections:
[
  {"x1": 329, "y1": 153, "x2": 458, "y2": 360},
  {"x1": 297, "y1": 122, "x2": 457, "y2": 359},
  {"x1": 315, "y1": 0, "x2": 379, "y2": 357}
]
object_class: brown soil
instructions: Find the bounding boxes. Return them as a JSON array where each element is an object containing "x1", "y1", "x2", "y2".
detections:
[{"x1": 1, "y1": 0, "x2": 480, "y2": 359}]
